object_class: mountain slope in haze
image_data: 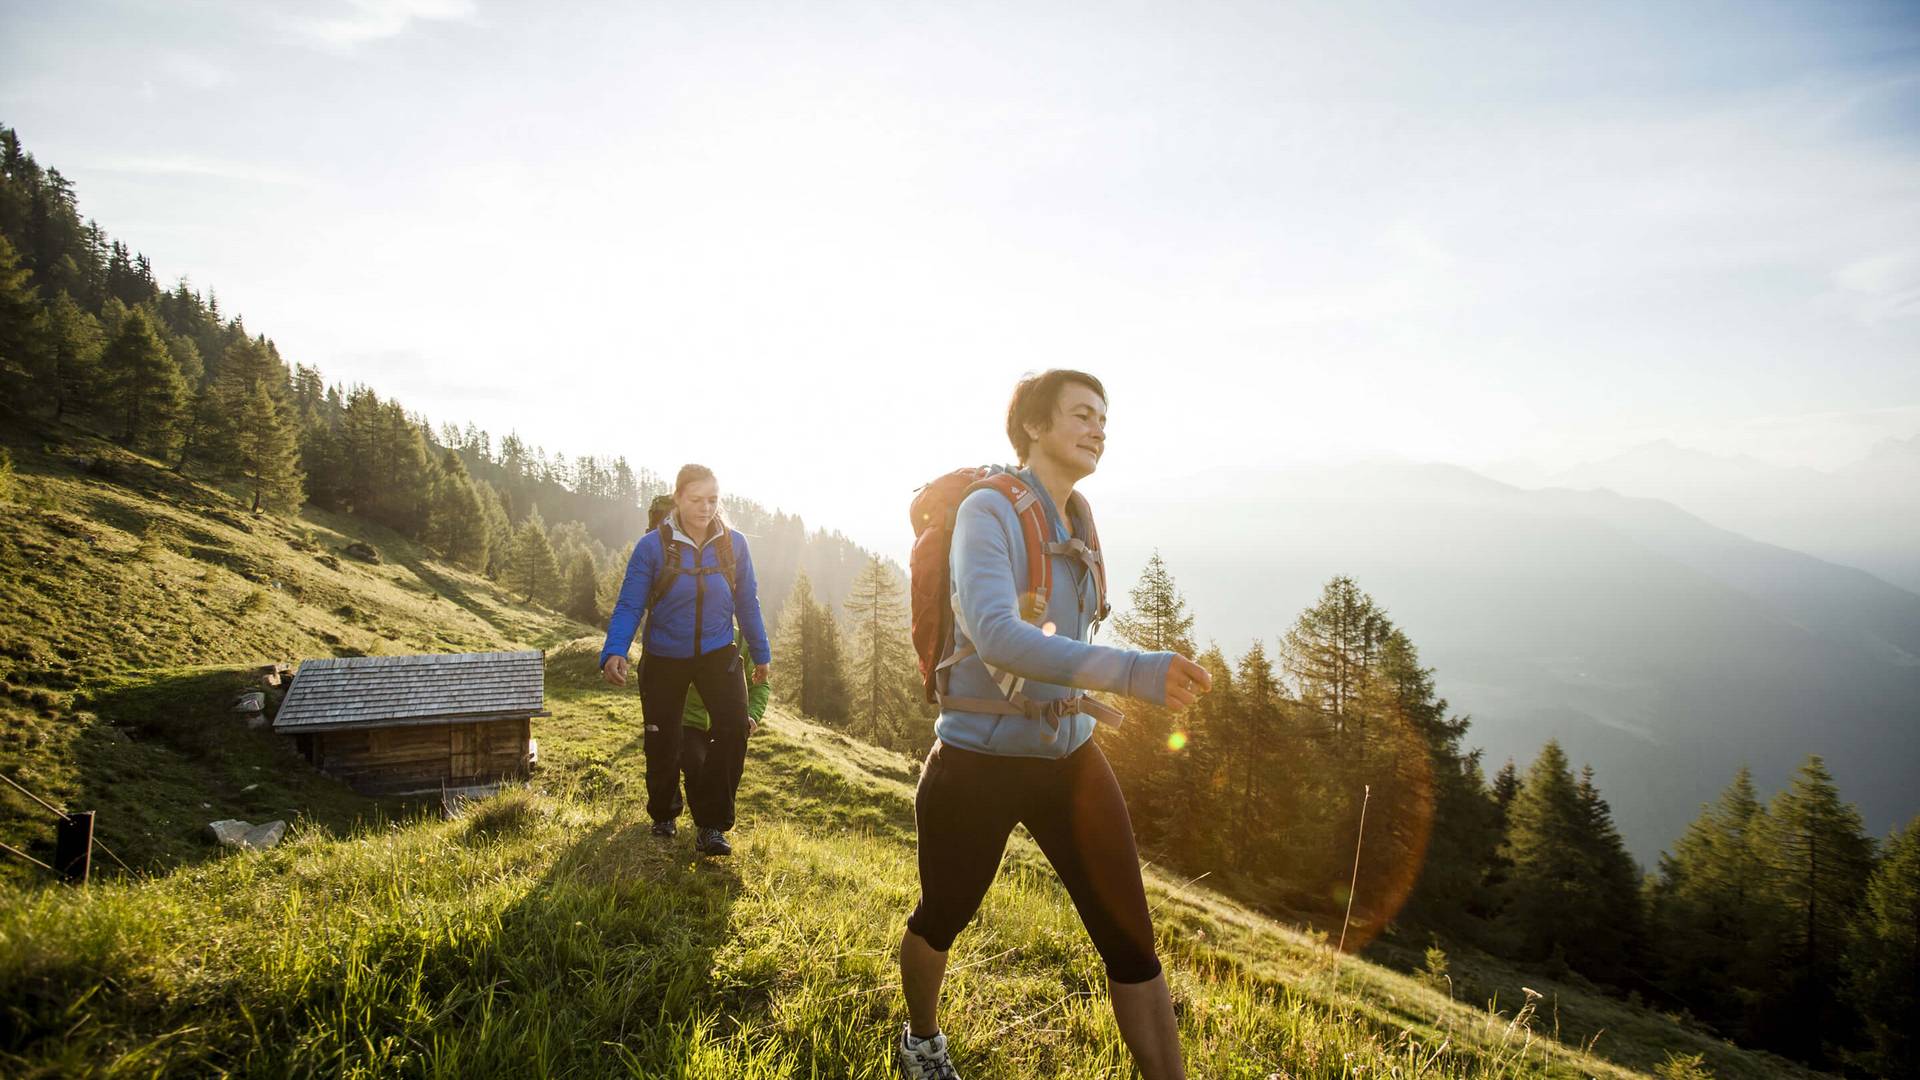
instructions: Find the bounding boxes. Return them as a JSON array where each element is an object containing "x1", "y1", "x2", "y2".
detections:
[
  {"x1": 1097, "y1": 461, "x2": 1920, "y2": 863},
  {"x1": 1540, "y1": 437, "x2": 1920, "y2": 594}
]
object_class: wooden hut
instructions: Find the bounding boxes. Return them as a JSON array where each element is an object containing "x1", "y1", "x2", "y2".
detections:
[{"x1": 273, "y1": 651, "x2": 546, "y2": 795}]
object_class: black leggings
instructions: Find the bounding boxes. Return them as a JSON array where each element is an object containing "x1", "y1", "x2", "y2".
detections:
[
  {"x1": 641, "y1": 646, "x2": 750, "y2": 831},
  {"x1": 906, "y1": 739, "x2": 1162, "y2": 985}
]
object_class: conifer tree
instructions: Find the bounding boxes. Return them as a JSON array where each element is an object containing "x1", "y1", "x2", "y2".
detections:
[
  {"x1": 1162, "y1": 643, "x2": 1232, "y2": 864},
  {"x1": 100, "y1": 308, "x2": 186, "y2": 453},
  {"x1": 1107, "y1": 550, "x2": 1197, "y2": 823},
  {"x1": 233, "y1": 382, "x2": 304, "y2": 512},
  {"x1": 1227, "y1": 641, "x2": 1285, "y2": 871},
  {"x1": 426, "y1": 450, "x2": 491, "y2": 570},
  {"x1": 1648, "y1": 767, "x2": 1773, "y2": 1035},
  {"x1": 842, "y1": 555, "x2": 922, "y2": 751},
  {"x1": 1847, "y1": 816, "x2": 1919, "y2": 1079},
  {"x1": 1112, "y1": 550, "x2": 1196, "y2": 655},
  {"x1": 43, "y1": 290, "x2": 102, "y2": 419},
  {"x1": 562, "y1": 550, "x2": 600, "y2": 625},
  {"x1": 0, "y1": 232, "x2": 48, "y2": 408},
  {"x1": 1282, "y1": 576, "x2": 1390, "y2": 736},
  {"x1": 776, "y1": 572, "x2": 849, "y2": 724},
  {"x1": 507, "y1": 508, "x2": 562, "y2": 606},
  {"x1": 1751, "y1": 755, "x2": 1875, "y2": 1063},
  {"x1": 1500, "y1": 740, "x2": 1589, "y2": 962},
  {"x1": 1571, "y1": 763, "x2": 1644, "y2": 982}
]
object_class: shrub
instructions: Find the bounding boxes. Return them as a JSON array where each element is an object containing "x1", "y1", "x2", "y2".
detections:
[{"x1": 1655, "y1": 1051, "x2": 1715, "y2": 1080}]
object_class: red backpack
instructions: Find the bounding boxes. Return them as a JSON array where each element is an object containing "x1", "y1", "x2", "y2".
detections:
[{"x1": 908, "y1": 468, "x2": 1123, "y2": 730}]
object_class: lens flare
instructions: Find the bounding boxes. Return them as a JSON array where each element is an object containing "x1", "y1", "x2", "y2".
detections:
[
  {"x1": 1041, "y1": 621, "x2": 1057, "y2": 637},
  {"x1": 1167, "y1": 730, "x2": 1188, "y2": 751}
]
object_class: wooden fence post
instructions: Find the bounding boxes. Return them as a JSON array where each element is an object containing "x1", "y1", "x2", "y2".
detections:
[{"x1": 54, "y1": 811, "x2": 93, "y2": 885}]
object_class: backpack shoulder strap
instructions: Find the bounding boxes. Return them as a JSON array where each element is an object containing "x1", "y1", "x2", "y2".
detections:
[
  {"x1": 966, "y1": 473, "x2": 1052, "y2": 624},
  {"x1": 715, "y1": 527, "x2": 738, "y2": 598},
  {"x1": 647, "y1": 522, "x2": 679, "y2": 610},
  {"x1": 1062, "y1": 490, "x2": 1110, "y2": 624}
]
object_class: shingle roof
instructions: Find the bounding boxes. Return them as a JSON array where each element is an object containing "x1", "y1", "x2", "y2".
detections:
[{"x1": 272, "y1": 651, "x2": 546, "y2": 732}]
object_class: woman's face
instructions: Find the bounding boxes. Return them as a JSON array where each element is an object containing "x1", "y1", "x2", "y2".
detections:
[
  {"x1": 1028, "y1": 382, "x2": 1108, "y2": 480},
  {"x1": 675, "y1": 478, "x2": 720, "y2": 534}
]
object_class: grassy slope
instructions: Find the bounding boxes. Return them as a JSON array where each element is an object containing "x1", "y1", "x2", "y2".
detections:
[
  {"x1": 0, "y1": 420, "x2": 1820, "y2": 1078},
  {"x1": 0, "y1": 417, "x2": 585, "y2": 876}
]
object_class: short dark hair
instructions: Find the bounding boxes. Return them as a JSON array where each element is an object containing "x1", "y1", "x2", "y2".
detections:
[{"x1": 1006, "y1": 370, "x2": 1107, "y2": 465}]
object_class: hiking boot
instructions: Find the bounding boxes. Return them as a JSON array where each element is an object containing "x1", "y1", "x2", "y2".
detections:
[
  {"x1": 650, "y1": 819, "x2": 677, "y2": 839},
  {"x1": 695, "y1": 827, "x2": 732, "y2": 856},
  {"x1": 896, "y1": 1024, "x2": 960, "y2": 1080}
]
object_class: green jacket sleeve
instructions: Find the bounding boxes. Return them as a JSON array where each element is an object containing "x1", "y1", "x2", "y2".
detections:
[{"x1": 743, "y1": 631, "x2": 770, "y2": 722}]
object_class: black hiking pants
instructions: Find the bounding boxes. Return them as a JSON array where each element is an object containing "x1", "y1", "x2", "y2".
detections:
[
  {"x1": 664, "y1": 725, "x2": 711, "y2": 820},
  {"x1": 641, "y1": 645, "x2": 750, "y2": 831},
  {"x1": 906, "y1": 738, "x2": 1163, "y2": 985}
]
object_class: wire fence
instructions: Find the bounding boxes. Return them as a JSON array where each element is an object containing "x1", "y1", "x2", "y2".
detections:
[{"x1": 0, "y1": 768, "x2": 135, "y2": 878}]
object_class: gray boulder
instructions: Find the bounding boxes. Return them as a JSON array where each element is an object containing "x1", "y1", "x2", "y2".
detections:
[{"x1": 208, "y1": 818, "x2": 287, "y2": 850}]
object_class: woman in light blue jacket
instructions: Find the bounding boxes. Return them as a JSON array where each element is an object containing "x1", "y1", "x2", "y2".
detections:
[{"x1": 894, "y1": 371, "x2": 1212, "y2": 1080}]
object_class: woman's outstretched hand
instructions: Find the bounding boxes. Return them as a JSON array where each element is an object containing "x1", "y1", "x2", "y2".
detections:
[
  {"x1": 1164, "y1": 655, "x2": 1212, "y2": 710},
  {"x1": 602, "y1": 656, "x2": 628, "y2": 686}
]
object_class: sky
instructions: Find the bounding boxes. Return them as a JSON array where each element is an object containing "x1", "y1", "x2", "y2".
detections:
[{"x1": 3, "y1": 0, "x2": 1917, "y2": 561}]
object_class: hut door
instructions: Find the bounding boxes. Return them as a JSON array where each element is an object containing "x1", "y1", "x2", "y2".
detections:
[{"x1": 450, "y1": 724, "x2": 479, "y2": 779}]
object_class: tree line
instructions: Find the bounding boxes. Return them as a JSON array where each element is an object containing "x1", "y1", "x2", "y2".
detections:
[
  {"x1": 772, "y1": 548, "x2": 1916, "y2": 1076},
  {"x1": 0, "y1": 124, "x2": 877, "y2": 631}
]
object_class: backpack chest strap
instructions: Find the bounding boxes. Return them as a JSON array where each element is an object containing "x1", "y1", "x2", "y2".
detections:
[{"x1": 935, "y1": 641, "x2": 1127, "y2": 730}]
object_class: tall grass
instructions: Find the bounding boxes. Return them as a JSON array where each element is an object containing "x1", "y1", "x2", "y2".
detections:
[{"x1": 2, "y1": 707, "x2": 1706, "y2": 1079}]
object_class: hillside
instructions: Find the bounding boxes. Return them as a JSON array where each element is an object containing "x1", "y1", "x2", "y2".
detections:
[
  {"x1": 0, "y1": 423, "x2": 1826, "y2": 1078},
  {"x1": 5, "y1": 651, "x2": 1825, "y2": 1078},
  {"x1": 0, "y1": 414, "x2": 586, "y2": 876}
]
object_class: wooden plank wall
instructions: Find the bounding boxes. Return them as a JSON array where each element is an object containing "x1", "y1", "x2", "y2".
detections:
[{"x1": 314, "y1": 717, "x2": 530, "y2": 794}]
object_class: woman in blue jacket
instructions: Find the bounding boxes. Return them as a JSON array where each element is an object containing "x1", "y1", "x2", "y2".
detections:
[{"x1": 600, "y1": 464, "x2": 772, "y2": 857}]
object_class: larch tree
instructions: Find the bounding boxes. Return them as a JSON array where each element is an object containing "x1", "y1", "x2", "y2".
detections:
[
  {"x1": 1282, "y1": 575, "x2": 1390, "y2": 736},
  {"x1": 1108, "y1": 550, "x2": 1197, "y2": 822},
  {"x1": 0, "y1": 231, "x2": 48, "y2": 409},
  {"x1": 1499, "y1": 740, "x2": 1591, "y2": 965},
  {"x1": 507, "y1": 507, "x2": 562, "y2": 606},
  {"x1": 1648, "y1": 766, "x2": 1773, "y2": 1036},
  {"x1": 562, "y1": 550, "x2": 601, "y2": 626},
  {"x1": 233, "y1": 382, "x2": 304, "y2": 513},
  {"x1": 842, "y1": 555, "x2": 922, "y2": 752},
  {"x1": 1846, "y1": 815, "x2": 1919, "y2": 1079},
  {"x1": 1751, "y1": 754, "x2": 1875, "y2": 1064},
  {"x1": 100, "y1": 307, "x2": 186, "y2": 454}
]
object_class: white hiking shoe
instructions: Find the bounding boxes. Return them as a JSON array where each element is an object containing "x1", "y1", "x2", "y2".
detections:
[{"x1": 896, "y1": 1023, "x2": 961, "y2": 1080}]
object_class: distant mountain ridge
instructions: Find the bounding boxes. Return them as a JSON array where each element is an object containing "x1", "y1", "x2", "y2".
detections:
[
  {"x1": 1537, "y1": 436, "x2": 1920, "y2": 594},
  {"x1": 1097, "y1": 459, "x2": 1920, "y2": 863}
]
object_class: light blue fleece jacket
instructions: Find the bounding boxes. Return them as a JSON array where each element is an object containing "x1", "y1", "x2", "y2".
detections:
[{"x1": 935, "y1": 468, "x2": 1175, "y2": 759}]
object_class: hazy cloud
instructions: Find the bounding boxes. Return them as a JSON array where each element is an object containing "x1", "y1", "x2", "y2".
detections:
[
  {"x1": 93, "y1": 155, "x2": 311, "y2": 188},
  {"x1": 285, "y1": 0, "x2": 476, "y2": 50},
  {"x1": 158, "y1": 52, "x2": 229, "y2": 90},
  {"x1": 1833, "y1": 249, "x2": 1920, "y2": 324}
]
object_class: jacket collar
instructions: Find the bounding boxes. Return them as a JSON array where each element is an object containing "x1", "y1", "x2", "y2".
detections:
[{"x1": 668, "y1": 511, "x2": 726, "y2": 550}]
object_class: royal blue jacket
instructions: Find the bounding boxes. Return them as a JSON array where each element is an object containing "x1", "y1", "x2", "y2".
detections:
[
  {"x1": 600, "y1": 517, "x2": 772, "y2": 668},
  {"x1": 935, "y1": 468, "x2": 1174, "y2": 759}
]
